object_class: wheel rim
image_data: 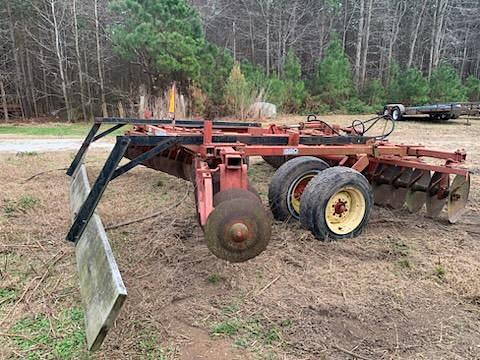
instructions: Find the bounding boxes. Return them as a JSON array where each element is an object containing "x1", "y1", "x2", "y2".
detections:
[
  {"x1": 325, "y1": 187, "x2": 366, "y2": 235},
  {"x1": 392, "y1": 109, "x2": 400, "y2": 120},
  {"x1": 287, "y1": 172, "x2": 318, "y2": 217}
]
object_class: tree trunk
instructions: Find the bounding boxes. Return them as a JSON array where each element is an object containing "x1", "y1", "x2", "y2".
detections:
[
  {"x1": 407, "y1": 0, "x2": 428, "y2": 68},
  {"x1": 342, "y1": 0, "x2": 348, "y2": 49},
  {"x1": 360, "y1": 0, "x2": 373, "y2": 88},
  {"x1": 95, "y1": 0, "x2": 108, "y2": 117},
  {"x1": 0, "y1": 79, "x2": 8, "y2": 122},
  {"x1": 265, "y1": 1, "x2": 270, "y2": 76},
  {"x1": 84, "y1": 46, "x2": 94, "y2": 119},
  {"x1": 354, "y1": 0, "x2": 365, "y2": 87},
  {"x1": 433, "y1": 0, "x2": 448, "y2": 69},
  {"x1": 40, "y1": 49, "x2": 50, "y2": 115},
  {"x1": 428, "y1": 0, "x2": 439, "y2": 79},
  {"x1": 73, "y1": 0, "x2": 88, "y2": 121},
  {"x1": 51, "y1": 0, "x2": 72, "y2": 121},
  {"x1": 26, "y1": 50, "x2": 38, "y2": 118},
  {"x1": 7, "y1": 1, "x2": 26, "y2": 119}
]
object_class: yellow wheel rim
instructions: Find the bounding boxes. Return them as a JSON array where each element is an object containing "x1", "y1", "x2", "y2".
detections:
[
  {"x1": 325, "y1": 187, "x2": 366, "y2": 235},
  {"x1": 290, "y1": 173, "x2": 316, "y2": 215}
]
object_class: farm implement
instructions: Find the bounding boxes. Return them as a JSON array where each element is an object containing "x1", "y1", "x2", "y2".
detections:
[
  {"x1": 66, "y1": 114, "x2": 470, "y2": 350},
  {"x1": 383, "y1": 102, "x2": 480, "y2": 121}
]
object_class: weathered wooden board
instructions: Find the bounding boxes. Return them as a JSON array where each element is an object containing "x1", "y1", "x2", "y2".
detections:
[{"x1": 70, "y1": 164, "x2": 127, "y2": 351}]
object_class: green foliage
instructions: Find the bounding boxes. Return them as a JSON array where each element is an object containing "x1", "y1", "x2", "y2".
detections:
[
  {"x1": 210, "y1": 315, "x2": 285, "y2": 348},
  {"x1": 281, "y1": 49, "x2": 306, "y2": 113},
  {"x1": 241, "y1": 60, "x2": 268, "y2": 89},
  {"x1": 110, "y1": 0, "x2": 206, "y2": 90},
  {"x1": 11, "y1": 308, "x2": 86, "y2": 359},
  {"x1": 198, "y1": 44, "x2": 234, "y2": 103},
  {"x1": 303, "y1": 95, "x2": 330, "y2": 115},
  {"x1": 387, "y1": 66, "x2": 430, "y2": 105},
  {"x1": 393, "y1": 68, "x2": 430, "y2": 105},
  {"x1": 361, "y1": 79, "x2": 385, "y2": 107},
  {"x1": 465, "y1": 75, "x2": 480, "y2": 102},
  {"x1": 397, "y1": 258, "x2": 411, "y2": 269},
  {"x1": 265, "y1": 77, "x2": 287, "y2": 108},
  {"x1": 3, "y1": 196, "x2": 40, "y2": 217},
  {"x1": 340, "y1": 98, "x2": 372, "y2": 114},
  {"x1": 207, "y1": 273, "x2": 224, "y2": 284},
  {"x1": 224, "y1": 63, "x2": 253, "y2": 118},
  {"x1": 0, "y1": 288, "x2": 18, "y2": 303},
  {"x1": 435, "y1": 265, "x2": 446, "y2": 279},
  {"x1": 137, "y1": 332, "x2": 168, "y2": 359},
  {"x1": 211, "y1": 319, "x2": 242, "y2": 336},
  {"x1": 311, "y1": 36, "x2": 354, "y2": 109},
  {"x1": 430, "y1": 63, "x2": 467, "y2": 103}
]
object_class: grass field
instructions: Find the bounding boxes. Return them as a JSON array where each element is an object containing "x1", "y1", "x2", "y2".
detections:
[
  {"x1": 1, "y1": 116, "x2": 480, "y2": 359},
  {"x1": 0, "y1": 123, "x2": 123, "y2": 138}
]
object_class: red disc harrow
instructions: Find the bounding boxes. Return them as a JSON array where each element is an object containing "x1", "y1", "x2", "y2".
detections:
[{"x1": 66, "y1": 115, "x2": 471, "y2": 263}]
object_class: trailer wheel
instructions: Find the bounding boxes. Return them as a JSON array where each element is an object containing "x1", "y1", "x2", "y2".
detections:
[
  {"x1": 268, "y1": 156, "x2": 329, "y2": 221},
  {"x1": 391, "y1": 106, "x2": 402, "y2": 121},
  {"x1": 205, "y1": 197, "x2": 271, "y2": 262},
  {"x1": 300, "y1": 167, "x2": 373, "y2": 240}
]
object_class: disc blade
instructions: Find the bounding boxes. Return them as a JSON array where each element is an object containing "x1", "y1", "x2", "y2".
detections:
[
  {"x1": 406, "y1": 170, "x2": 430, "y2": 213},
  {"x1": 390, "y1": 188, "x2": 408, "y2": 209},
  {"x1": 205, "y1": 198, "x2": 271, "y2": 263},
  {"x1": 389, "y1": 168, "x2": 413, "y2": 209},
  {"x1": 373, "y1": 166, "x2": 402, "y2": 207},
  {"x1": 426, "y1": 172, "x2": 449, "y2": 218},
  {"x1": 373, "y1": 184, "x2": 392, "y2": 206},
  {"x1": 448, "y1": 174, "x2": 470, "y2": 223}
]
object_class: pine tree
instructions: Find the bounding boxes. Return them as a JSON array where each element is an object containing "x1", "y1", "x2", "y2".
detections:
[
  {"x1": 224, "y1": 63, "x2": 252, "y2": 119},
  {"x1": 430, "y1": 63, "x2": 467, "y2": 103},
  {"x1": 110, "y1": 0, "x2": 206, "y2": 92},
  {"x1": 361, "y1": 79, "x2": 385, "y2": 107},
  {"x1": 281, "y1": 49, "x2": 305, "y2": 113},
  {"x1": 465, "y1": 75, "x2": 480, "y2": 102},
  {"x1": 311, "y1": 36, "x2": 354, "y2": 109},
  {"x1": 398, "y1": 69, "x2": 430, "y2": 105}
]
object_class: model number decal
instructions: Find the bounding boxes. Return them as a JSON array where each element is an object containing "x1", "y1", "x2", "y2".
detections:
[{"x1": 283, "y1": 148, "x2": 299, "y2": 155}]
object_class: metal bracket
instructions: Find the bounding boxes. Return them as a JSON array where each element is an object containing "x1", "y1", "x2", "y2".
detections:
[
  {"x1": 66, "y1": 137, "x2": 131, "y2": 242},
  {"x1": 67, "y1": 122, "x2": 126, "y2": 177},
  {"x1": 66, "y1": 136, "x2": 179, "y2": 243}
]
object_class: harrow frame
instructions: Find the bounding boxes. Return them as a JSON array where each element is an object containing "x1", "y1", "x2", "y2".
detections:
[
  {"x1": 66, "y1": 115, "x2": 470, "y2": 350},
  {"x1": 67, "y1": 116, "x2": 468, "y2": 243}
]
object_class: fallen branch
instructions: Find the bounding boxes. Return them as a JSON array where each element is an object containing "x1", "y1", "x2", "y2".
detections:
[
  {"x1": 255, "y1": 275, "x2": 281, "y2": 297},
  {"x1": 332, "y1": 344, "x2": 373, "y2": 360},
  {"x1": 23, "y1": 167, "x2": 68, "y2": 183},
  {"x1": 0, "y1": 251, "x2": 66, "y2": 326}
]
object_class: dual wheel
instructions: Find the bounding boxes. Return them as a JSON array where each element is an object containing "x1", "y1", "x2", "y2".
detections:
[{"x1": 268, "y1": 157, "x2": 373, "y2": 240}]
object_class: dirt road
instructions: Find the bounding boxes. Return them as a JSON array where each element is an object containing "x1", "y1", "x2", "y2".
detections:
[{"x1": 0, "y1": 138, "x2": 112, "y2": 153}]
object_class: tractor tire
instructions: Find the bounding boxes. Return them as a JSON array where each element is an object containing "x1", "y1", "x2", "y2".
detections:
[
  {"x1": 262, "y1": 156, "x2": 291, "y2": 169},
  {"x1": 268, "y1": 156, "x2": 329, "y2": 221},
  {"x1": 300, "y1": 167, "x2": 373, "y2": 241}
]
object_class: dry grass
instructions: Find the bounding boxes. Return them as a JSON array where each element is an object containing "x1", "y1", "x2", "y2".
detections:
[{"x1": 1, "y1": 116, "x2": 480, "y2": 359}]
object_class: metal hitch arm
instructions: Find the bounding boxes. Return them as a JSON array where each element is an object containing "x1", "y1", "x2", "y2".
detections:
[{"x1": 66, "y1": 136, "x2": 177, "y2": 243}]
